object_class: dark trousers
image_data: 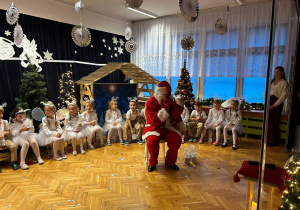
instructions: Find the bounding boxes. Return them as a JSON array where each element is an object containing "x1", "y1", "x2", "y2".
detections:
[{"x1": 267, "y1": 95, "x2": 283, "y2": 144}]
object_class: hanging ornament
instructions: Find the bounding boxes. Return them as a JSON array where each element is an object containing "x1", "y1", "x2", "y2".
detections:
[
  {"x1": 125, "y1": 26, "x2": 132, "y2": 41},
  {"x1": 14, "y1": 23, "x2": 23, "y2": 46},
  {"x1": 125, "y1": 39, "x2": 138, "y2": 53},
  {"x1": 6, "y1": 3, "x2": 19, "y2": 25},
  {"x1": 215, "y1": 18, "x2": 228, "y2": 35},
  {"x1": 71, "y1": 25, "x2": 91, "y2": 47},
  {"x1": 75, "y1": 0, "x2": 85, "y2": 14},
  {"x1": 181, "y1": 36, "x2": 195, "y2": 51},
  {"x1": 179, "y1": 0, "x2": 199, "y2": 22},
  {"x1": 126, "y1": 0, "x2": 143, "y2": 9}
]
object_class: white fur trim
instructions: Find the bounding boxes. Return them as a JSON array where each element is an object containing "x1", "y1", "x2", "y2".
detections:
[
  {"x1": 155, "y1": 86, "x2": 167, "y2": 96},
  {"x1": 142, "y1": 131, "x2": 160, "y2": 140},
  {"x1": 157, "y1": 108, "x2": 170, "y2": 122},
  {"x1": 176, "y1": 121, "x2": 186, "y2": 132}
]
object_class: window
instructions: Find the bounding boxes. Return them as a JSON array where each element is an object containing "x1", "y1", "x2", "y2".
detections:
[
  {"x1": 203, "y1": 77, "x2": 236, "y2": 100},
  {"x1": 170, "y1": 76, "x2": 197, "y2": 97},
  {"x1": 143, "y1": 76, "x2": 166, "y2": 97},
  {"x1": 243, "y1": 78, "x2": 266, "y2": 103}
]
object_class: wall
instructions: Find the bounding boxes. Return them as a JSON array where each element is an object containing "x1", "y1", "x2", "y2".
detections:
[{"x1": 0, "y1": 0, "x2": 130, "y2": 36}]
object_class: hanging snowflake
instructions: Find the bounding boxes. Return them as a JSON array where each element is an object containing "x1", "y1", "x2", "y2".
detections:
[
  {"x1": 125, "y1": 39, "x2": 138, "y2": 53},
  {"x1": 179, "y1": 0, "x2": 199, "y2": 22},
  {"x1": 14, "y1": 23, "x2": 23, "y2": 47},
  {"x1": 71, "y1": 25, "x2": 91, "y2": 47},
  {"x1": 75, "y1": 0, "x2": 85, "y2": 14},
  {"x1": 125, "y1": 26, "x2": 132, "y2": 41},
  {"x1": 6, "y1": 3, "x2": 19, "y2": 25},
  {"x1": 215, "y1": 18, "x2": 228, "y2": 35},
  {"x1": 181, "y1": 36, "x2": 194, "y2": 51}
]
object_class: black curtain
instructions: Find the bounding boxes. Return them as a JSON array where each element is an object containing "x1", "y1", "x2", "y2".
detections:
[{"x1": 0, "y1": 9, "x2": 130, "y2": 119}]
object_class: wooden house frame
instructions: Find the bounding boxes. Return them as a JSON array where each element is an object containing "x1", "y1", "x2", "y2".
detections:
[{"x1": 75, "y1": 62, "x2": 159, "y2": 110}]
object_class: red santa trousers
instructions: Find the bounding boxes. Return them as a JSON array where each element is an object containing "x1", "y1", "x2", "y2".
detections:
[{"x1": 147, "y1": 128, "x2": 182, "y2": 167}]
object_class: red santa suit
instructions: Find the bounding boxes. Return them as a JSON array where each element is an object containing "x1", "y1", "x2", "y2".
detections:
[{"x1": 142, "y1": 81, "x2": 186, "y2": 167}]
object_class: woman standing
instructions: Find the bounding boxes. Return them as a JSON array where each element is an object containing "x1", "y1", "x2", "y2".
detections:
[{"x1": 267, "y1": 66, "x2": 288, "y2": 146}]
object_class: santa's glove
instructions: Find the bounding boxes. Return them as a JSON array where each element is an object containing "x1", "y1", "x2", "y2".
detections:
[{"x1": 161, "y1": 98, "x2": 173, "y2": 108}]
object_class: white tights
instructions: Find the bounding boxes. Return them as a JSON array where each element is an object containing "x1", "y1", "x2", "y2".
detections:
[
  {"x1": 223, "y1": 125, "x2": 238, "y2": 145},
  {"x1": 72, "y1": 138, "x2": 84, "y2": 151},
  {"x1": 53, "y1": 139, "x2": 65, "y2": 157},
  {"x1": 19, "y1": 138, "x2": 41, "y2": 165},
  {"x1": 89, "y1": 130, "x2": 104, "y2": 144},
  {"x1": 107, "y1": 128, "x2": 122, "y2": 141},
  {"x1": 200, "y1": 125, "x2": 222, "y2": 142}
]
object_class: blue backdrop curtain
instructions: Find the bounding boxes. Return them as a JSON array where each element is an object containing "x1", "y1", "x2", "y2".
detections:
[{"x1": 0, "y1": 9, "x2": 130, "y2": 118}]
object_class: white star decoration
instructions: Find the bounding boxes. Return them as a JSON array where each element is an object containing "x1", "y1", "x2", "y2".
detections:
[
  {"x1": 75, "y1": 50, "x2": 77, "y2": 54},
  {"x1": 108, "y1": 46, "x2": 111, "y2": 50},
  {"x1": 114, "y1": 47, "x2": 117, "y2": 51},
  {"x1": 115, "y1": 53, "x2": 118, "y2": 57},
  {"x1": 43, "y1": 50, "x2": 53, "y2": 60},
  {"x1": 104, "y1": 45, "x2": 107, "y2": 48},
  {"x1": 102, "y1": 39, "x2": 106, "y2": 43},
  {"x1": 4, "y1": 30, "x2": 11, "y2": 36},
  {"x1": 111, "y1": 55, "x2": 113, "y2": 58},
  {"x1": 119, "y1": 39, "x2": 124, "y2": 46},
  {"x1": 112, "y1": 36, "x2": 118, "y2": 45},
  {"x1": 100, "y1": 53, "x2": 103, "y2": 56},
  {"x1": 91, "y1": 45, "x2": 93, "y2": 48},
  {"x1": 118, "y1": 47, "x2": 124, "y2": 54}
]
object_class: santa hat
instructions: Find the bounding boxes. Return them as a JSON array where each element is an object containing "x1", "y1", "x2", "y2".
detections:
[{"x1": 155, "y1": 81, "x2": 171, "y2": 98}]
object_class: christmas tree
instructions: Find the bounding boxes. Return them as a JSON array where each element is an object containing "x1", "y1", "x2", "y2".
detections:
[
  {"x1": 57, "y1": 71, "x2": 77, "y2": 108},
  {"x1": 174, "y1": 59, "x2": 195, "y2": 111},
  {"x1": 15, "y1": 54, "x2": 48, "y2": 109},
  {"x1": 279, "y1": 154, "x2": 300, "y2": 210}
]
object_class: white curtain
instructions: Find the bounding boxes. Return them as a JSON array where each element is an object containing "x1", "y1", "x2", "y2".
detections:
[{"x1": 132, "y1": 0, "x2": 296, "y2": 79}]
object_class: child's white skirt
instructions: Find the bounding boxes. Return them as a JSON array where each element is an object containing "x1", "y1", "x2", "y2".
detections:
[
  {"x1": 62, "y1": 129, "x2": 86, "y2": 141},
  {"x1": 36, "y1": 130, "x2": 64, "y2": 146},
  {"x1": 12, "y1": 132, "x2": 38, "y2": 146},
  {"x1": 85, "y1": 124, "x2": 103, "y2": 139},
  {"x1": 103, "y1": 122, "x2": 124, "y2": 131}
]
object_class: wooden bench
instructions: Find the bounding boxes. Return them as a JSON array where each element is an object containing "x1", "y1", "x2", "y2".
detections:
[{"x1": 239, "y1": 174, "x2": 278, "y2": 210}]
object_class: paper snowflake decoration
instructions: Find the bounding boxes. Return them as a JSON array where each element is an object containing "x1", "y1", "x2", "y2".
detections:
[
  {"x1": 125, "y1": 39, "x2": 138, "y2": 53},
  {"x1": 181, "y1": 36, "x2": 194, "y2": 51},
  {"x1": 215, "y1": 18, "x2": 228, "y2": 35},
  {"x1": 6, "y1": 3, "x2": 19, "y2": 25},
  {"x1": 75, "y1": 0, "x2": 85, "y2": 14},
  {"x1": 14, "y1": 24, "x2": 23, "y2": 47}
]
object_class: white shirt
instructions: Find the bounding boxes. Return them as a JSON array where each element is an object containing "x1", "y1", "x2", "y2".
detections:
[
  {"x1": 64, "y1": 114, "x2": 83, "y2": 131},
  {"x1": 224, "y1": 110, "x2": 242, "y2": 125},
  {"x1": 270, "y1": 79, "x2": 288, "y2": 107},
  {"x1": 190, "y1": 110, "x2": 206, "y2": 120},
  {"x1": 206, "y1": 108, "x2": 224, "y2": 124},
  {"x1": 105, "y1": 109, "x2": 122, "y2": 123},
  {"x1": 81, "y1": 111, "x2": 99, "y2": 126},
  {"x1": 41, "y1": 116, "x2": 63, "y2": 136},
  {"x1": 10, "y1": 119, "x2": 34, "y2": 137},
  {"x1": 0, "y1": 119, "x2": 9, "y2": 132},
  {"x1": 181, "y1": 106, "x2": 189, "y2": 123},
  {"x1": 126, "y1": 109, "x2": 140, "y2": 121}
]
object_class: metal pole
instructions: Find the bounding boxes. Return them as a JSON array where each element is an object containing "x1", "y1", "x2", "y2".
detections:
[{"x1": 257, "y1": 0, "x2": 276, "y2": 209}]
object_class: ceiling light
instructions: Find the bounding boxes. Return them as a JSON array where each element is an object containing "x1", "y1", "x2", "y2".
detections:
[{"x1": 127, "y1": 6, "x2": 158, "y2": 18}]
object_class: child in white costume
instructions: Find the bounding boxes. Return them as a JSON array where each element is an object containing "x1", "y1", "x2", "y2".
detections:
[
  {"x1": 9, "y1": 107, "x2": 44, "y2": 170},
  {"x1": 38, "y1": 101, "x2": 66, "y2": 160},
  {"x1": 103, "y1": 98, "x2": 124, "y2": 146},
  {"x1": 199, "y1": 99, "x2": 224, "y2": 145},
  {"x1": 222, "y1": 100, "x2": 243, "y2": 150},
  {"x1": 81, "y1": 99, "x2": 104, "y2": 149},
  {"x1": 175, "y1": 95, "x2": 189, "y2": 143},
  {"x1": 63, "y1": 102, "x2": 86, "y2": 156}
]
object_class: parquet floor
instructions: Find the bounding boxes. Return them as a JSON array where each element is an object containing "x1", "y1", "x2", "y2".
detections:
[{"x1": 0, "y1": 138, "x2": 291, "y2": 210}]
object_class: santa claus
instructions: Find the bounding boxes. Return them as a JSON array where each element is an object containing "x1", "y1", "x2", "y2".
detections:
[{"x1": 142, "y1": 81, "x2": 187, "y2": 172}]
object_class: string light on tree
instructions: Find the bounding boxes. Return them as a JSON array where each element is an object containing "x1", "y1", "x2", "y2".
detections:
[
  {"x1": 279, "y1": 154, "x2": 300, "y2": 210},
  {"x1": 57, "y1": 71, "x2": 77, "y2": 108}
]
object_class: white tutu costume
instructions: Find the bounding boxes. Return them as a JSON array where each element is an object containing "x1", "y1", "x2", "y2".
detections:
[
  {"x1": 223, "y1": 110, "x2": 243, "y2": 134},
  {"x1": 37, "y1": 116, "x2": 64, "y2": 146},
  {"x1": 10, "y1": 119, "x2": 37, "y2": 146},
  {"x1": 103, "y1": 109, "x2": 124, "y2": 131},
  {"x1": 81, "y1": 111, "x2": 103, "y2": 139},
  {"x1": 63, "y1": 114, "x2": 86, "y2": 141}
]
